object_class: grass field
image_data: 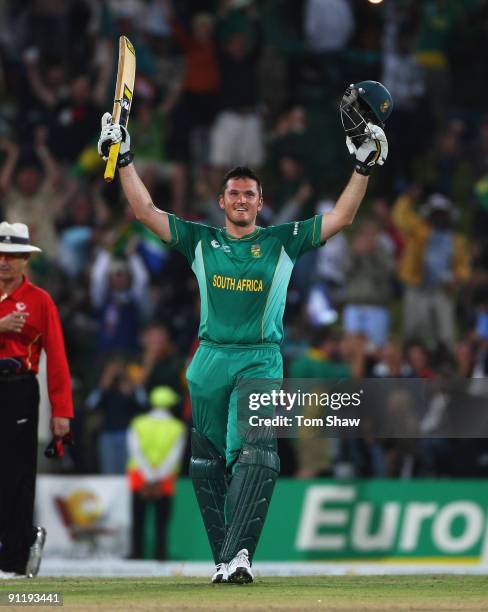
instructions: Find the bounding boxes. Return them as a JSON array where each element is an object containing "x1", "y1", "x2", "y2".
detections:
[{"x1": 1, "y1": 576, "x2": 488, "y2": 611}]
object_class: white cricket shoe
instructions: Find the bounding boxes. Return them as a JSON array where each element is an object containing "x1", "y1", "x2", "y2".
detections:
[
  {"x1": 211, "y1": 562, "x2": 228, "y2": 583},
  {"x1": 227, "y1": 549, "x2": 254, "y2": 584},
  {"x1": 0, "y1": 571, "x2": 22, "y2": 579},
  {"x1": 25, "y1": 527, "x2": 46, "y2": 578}
]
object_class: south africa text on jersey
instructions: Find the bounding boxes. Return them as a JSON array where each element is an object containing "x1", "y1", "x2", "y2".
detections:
[{"x1": 212, "y1": 274, "x2": 264, "y2": 292}]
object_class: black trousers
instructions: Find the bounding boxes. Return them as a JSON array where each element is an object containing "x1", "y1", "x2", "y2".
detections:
[
  {"x1": 0, "y1": 375, "x2": 39, "y2": 573},
  {"x1": 130, "y1": 493, "x2": 172, "y2": 560}
]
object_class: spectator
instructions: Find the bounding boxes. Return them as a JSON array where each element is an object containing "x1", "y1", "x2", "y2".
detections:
[
  {"x1": 289, "y1": 327, "x2": 363, "y2": 479},
  {"x1": 56, "y1": 182, "x2": 108, "y2": 279},
  {"x1": 209, "y1": 5, "x2": 264, "y2": 173},
  {"x1": 371, "y1": 197, "x2": 405, "y2": 262},
  {"x1": 166, "y1": 2, "x2": 219, "y2": 163},
  {"x1": 90, "y1": 250, "x2": 149, "y2": 356},
  {"x1": 431, "y1": 120, "x2": 470, "y2": 201},
  {"x1": 269, "y1": 153, "x2": 315, "y2": 221},
  {"x1": 372, "y1": 341, "x2": 411, "y2": 378},
  {"x1": 266, "y1": 107, "x2": 316, "y2": 180},
  {"x1": 127, "y1": 386, "x2": 186, "y2": 559},
  {"x1": 304, "y1": 0, "x2": 354, "y2": 54},
  {"x1": 24, "y1": 45, "x2": 108, "y2": 164},
  {"x1": 382, "y1": 389, "x2": 419, "y2": 477},
  {"x1": 382, "y1": 23, "x2": 426, "y2": 187},
  {"x1": 414, "y1": 0, "x2": 463, "y2": 128},
  {"x1": 302, "y1": 200, "x2": 347, "y2": 328},
  {"x1": 302, "y1": 0, "x2": 354, "y2": 95},
  {"x1": 0, "y1": 129, "x2": 62, "y2": 260},
  {"x1": 159, "y1": 2, "x2": 219, "y2": 215},
  {"x1": 130, "y1": 90, "x2": 184, "y2": 216},
  {"x1": 139, "y1": 323, "x2": 185, "y2": 397},
  {"x1": 86, "y1": 357, "x2": 147, "y2": 474},
  {"x1": 343, "y1": 220, "x2": 394, "y2": 350},
  {"x1": 110, "y1": 206, "x2": 170, "y2": 277},
  {"x1": 289, "y1": 326, "x2": 362, "y2": 380},
  {"x1": 393, "y1": 189, "x2": 470, "y2": 348},
  {"x1": 404, "y1": 340, "x2": 435, "y2": 378},
  {"x1": 309, "y1": 199, "x2": 350, "y2": 307}
]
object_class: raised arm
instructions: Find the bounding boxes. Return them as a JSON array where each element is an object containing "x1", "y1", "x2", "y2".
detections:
[
  {"x1": 97, "y1": 113, "x2": 171, "y2": 241},
  {"x1": 23, "y1": 48, "x2": 57, "y2": 109},
  {"x1": 321, "y1": 172, "x2": 369, "y2": 241},
  {"x1": 321, "y1": 80, "x2": 393, "y2": 242},
  {"x1": 0, "y1": 137, "x2": 19, "y2": 195},
  {"x1": 321, "y1": 123, "x2": 388, "y2": 242},
  {"x1": 119, "y1": 164, "x2": 171, "y2": 241},
  {"x1": 34, "y1": 125, "x2": 61, "y2": 189}
]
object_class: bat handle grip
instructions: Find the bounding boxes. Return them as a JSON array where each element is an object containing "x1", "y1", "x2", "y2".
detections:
[{"x1": 104, "y1": 141, "x2": 121, "y2": 182}]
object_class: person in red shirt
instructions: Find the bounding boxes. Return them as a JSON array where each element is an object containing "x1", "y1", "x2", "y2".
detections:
[{"x1": 0, "y1": 221, "x2": 73, "y2": 578}]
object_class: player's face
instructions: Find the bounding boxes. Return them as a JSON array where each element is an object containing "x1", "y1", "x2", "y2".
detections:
[
  {"x1": 219, "y1": 178, "x2": 263, "y2": 227},
  {"x1": 0, "y1": 252, "x2": 30, "y2": 283}
]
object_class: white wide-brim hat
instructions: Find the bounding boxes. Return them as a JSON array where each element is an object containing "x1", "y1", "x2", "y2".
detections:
[{"x1": 0, "y1": 222, "x2": 42, "y2": 253}]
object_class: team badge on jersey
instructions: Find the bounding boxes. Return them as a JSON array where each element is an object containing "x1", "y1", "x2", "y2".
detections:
[
  {"x1": 16, "y1": 302, "x2": 26, "y2": 311},
  {"x1": 251, "y1": 244, "x2": 261, "y2": 258}
]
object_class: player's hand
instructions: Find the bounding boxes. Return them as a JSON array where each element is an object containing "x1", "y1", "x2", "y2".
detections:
[
  {"x1": 97, "y1": 112, "x2": 131, "y2": 160},
  {"x1": 346, "y1": 123, "x2": 388, "y2": 175},
  {"x1": 0, "y1": 311, "x2": 29, "y2": 333}
]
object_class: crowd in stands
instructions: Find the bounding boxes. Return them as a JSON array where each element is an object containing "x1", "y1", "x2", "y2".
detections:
[{"x1": 1, "y1": 0, "x2": 488, "y2": 479}]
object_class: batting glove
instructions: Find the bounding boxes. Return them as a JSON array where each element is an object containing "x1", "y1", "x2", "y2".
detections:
[
  {"x1": 97, "y1": 112, "x2": 133, "y2": 167},
  {"x1": 346, "y1": 123, "x2": 388, "y2": 176}
]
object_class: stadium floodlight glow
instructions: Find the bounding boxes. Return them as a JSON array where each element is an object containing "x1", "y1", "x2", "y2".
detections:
[{"x1": 368, "y1": 0, "x2": 384, "y2": 4}]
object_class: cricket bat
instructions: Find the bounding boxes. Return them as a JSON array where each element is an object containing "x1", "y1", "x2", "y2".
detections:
[{"x1": 104, "y1": 36, "x2": 136, "y2": 182}]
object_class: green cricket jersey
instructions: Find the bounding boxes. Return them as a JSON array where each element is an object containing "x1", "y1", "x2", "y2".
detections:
[{"x1": 164, "y1": 214, "x2": 324, "y2": 345}]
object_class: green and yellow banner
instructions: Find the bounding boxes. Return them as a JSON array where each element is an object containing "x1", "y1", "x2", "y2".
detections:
[{"x1": 169, "y1": 479, "x2": 488, "y2": 563}]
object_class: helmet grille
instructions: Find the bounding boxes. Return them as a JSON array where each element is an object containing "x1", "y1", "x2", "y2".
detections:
[{"x1": 340, "y1": 86, "x2": 380, "y2": 144}]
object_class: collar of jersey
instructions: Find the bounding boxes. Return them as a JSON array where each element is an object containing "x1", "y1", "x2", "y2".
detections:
[
  {"x1": 221, "y1": 226, "x2": 262, "y2": 241},
  {"x1": 1, "y1": 276, "x2": 30, "y2": 301}
]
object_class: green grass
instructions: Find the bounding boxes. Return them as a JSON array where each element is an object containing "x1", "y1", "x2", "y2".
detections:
[{"x1": 1, "y1": 576, "x2": 488, "y2": 611}]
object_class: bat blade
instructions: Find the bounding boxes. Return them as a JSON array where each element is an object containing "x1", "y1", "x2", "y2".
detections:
[{"x1": 104, "y1": 36, "x2": 136, "y2": 183}]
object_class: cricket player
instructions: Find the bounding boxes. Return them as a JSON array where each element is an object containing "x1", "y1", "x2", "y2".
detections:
[{"x1": 98, "y1": 80, "x2": 392, "y2": 583}]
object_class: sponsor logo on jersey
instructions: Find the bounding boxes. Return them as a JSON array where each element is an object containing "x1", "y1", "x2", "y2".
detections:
[
  {"x1": 251, "y1": 244, "x2": 261, "y2": 258},
  {"x1": 212, "y1": 274, "x2": 263, "y2": 292},
  {"x1": 211, "y1": 240, "x2": 231, "y2": 253},
  {"x1": 293, "y1": 222, "x2": 299, "y2": 236}
]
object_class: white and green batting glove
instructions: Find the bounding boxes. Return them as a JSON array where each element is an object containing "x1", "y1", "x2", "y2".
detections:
[
  {"x1": 346, "y1": 123, "x2": 388, "y2": 176},
  {"x1": 97, "y1": 112, "x2": 133, "y2": 167}
]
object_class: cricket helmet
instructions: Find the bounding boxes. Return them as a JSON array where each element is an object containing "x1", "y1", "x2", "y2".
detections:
[{"x1": 340, "y1": 80, "x2": 393, "y2": 144}]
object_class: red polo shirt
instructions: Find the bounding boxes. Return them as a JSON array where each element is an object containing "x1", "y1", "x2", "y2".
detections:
[{"x1": 0, "y1": 276, "x2": 73, "y2": 418}]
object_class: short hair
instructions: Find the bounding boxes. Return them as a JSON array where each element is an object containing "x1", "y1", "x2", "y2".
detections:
[{"x1": 221, "y1": 166, "x2": 262, "y2": 197}]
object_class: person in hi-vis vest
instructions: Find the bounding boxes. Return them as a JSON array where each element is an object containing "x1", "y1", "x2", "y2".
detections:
[{"x1": 127, "y1": 386, "x2": 186, "y2": 560}]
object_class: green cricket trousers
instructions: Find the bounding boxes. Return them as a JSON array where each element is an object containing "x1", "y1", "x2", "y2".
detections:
[{"x1": 186, "y1": 341, "x2": 283, "y2": 467}]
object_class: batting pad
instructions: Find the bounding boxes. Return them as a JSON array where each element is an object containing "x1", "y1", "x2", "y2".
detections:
[
  {"x1": 219, "y1": 426, "x2": 280, "y2": 564},
  {"x1": 189, "y1": 429, "x2": 228, "y2": 564}
]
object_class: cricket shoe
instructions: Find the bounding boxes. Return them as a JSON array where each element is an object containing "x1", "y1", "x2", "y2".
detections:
[
  {"x1": 227, "y1": 549, "x2": 254, "y2": 584},
  {"x1": 211, "y1": 562, "x2": 228, "y2": 583},
  {"x1": 25, "y1": 527, "x2": 46, "y2": 578},
  {"x1": 0, "y1": 571, "x2": 23, "y2": 579}
]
